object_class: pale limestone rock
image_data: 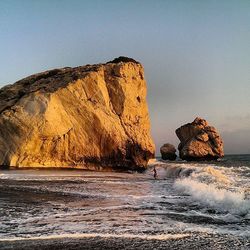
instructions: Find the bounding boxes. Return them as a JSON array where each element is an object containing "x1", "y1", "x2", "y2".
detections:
[
  {"x1": 0, "y1": 57, "x2": 155, "y2": 170},
  {"x1": 176, "y1": 117, "x2": 224, "y2": 161}
]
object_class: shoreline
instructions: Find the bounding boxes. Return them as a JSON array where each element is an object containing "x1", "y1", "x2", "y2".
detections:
[
  {"x1": 1, "y1": 154, "x2": 249, "y2": 172},
  {"x1": 0, "y1": 165, "x2": 145, "y2": 173}
]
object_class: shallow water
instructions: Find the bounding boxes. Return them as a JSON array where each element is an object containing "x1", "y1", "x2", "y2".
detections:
[{"x1": 0, "y1": 155, "x2": 249, "y2": 247}]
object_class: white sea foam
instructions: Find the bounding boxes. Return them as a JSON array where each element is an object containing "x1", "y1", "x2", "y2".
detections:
[
  {"x1": 0, "y1": 233, "x2": 190, "y2": 242},
  {"x1": 148, "y1": 160, "x2": 250, "y2": 216},
  {"x1": 192, "y1": 166, "x2": 232, "y2": 185},
  {"x1": 156, "y1": 161, "x2": 250, "y2": 216},
  {"x1": 174, "y1": 178, "x2": 250, "y2": 215}
]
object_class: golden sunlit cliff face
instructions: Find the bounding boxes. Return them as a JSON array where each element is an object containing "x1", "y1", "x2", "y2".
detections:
[{"x1": 0, "y1": 57, "x2": 155, "y2": 170}]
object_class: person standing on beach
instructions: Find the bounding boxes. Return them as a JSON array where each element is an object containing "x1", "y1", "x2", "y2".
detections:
[{"x1": 153, "y1": 166, "x2": 157, "y2": 179}]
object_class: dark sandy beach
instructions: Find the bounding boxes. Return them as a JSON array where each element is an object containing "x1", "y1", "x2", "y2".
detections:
[{"x1": 0, "y1": 233, "x2": 249, "y2": 250}]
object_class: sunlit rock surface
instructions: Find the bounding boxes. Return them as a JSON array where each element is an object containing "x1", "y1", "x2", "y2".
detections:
[
  {"x1": 176, "y1": 117, "x2": 224, "y2": 161},
  {"x1": 0, "y1": 57, "x2": 155, "y2": 170}
]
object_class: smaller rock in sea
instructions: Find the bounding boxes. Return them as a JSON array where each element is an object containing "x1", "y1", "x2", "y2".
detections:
[{"x1": 160, "y1": 143, "x2": 177, "y2": 161}]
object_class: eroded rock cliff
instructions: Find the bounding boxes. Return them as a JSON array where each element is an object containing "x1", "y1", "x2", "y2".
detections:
[
  {"x1": 0, "y1": 57, "x2": 155, "y2": 170},
  {"x1": 176, "y1": 117, "x2": 224, "y2": 161}
]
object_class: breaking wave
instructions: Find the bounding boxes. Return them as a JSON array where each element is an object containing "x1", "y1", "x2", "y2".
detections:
[
  {"x1": 171, "y1": 164, "x2": 250, "y2": 216},
  {"x1": 174, "y1": 178, "x2": 249, "y2": 215},
  {"x1": 150, "y1": 160, "x2": 250, "y2": 217}
]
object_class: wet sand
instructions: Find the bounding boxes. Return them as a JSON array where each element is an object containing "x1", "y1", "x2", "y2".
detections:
[{"x1": 0, "y1": 233, "x2": 249, "y2": 250}]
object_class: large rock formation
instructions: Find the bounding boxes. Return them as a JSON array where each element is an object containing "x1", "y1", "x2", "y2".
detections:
[
  {"x1": 176, "y1": 117, "x2": 224, "y2": 161},
  {"x1": 160, "y1": 143, "x2": 177, "y2": 161},
  {"x1": 0, "y1": 57, "x2": 155, "y2": 170}
]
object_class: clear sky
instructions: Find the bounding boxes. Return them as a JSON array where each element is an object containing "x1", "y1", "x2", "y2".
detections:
[{"x1": 0, "y1": 0, "x2": 249, "y2": 154}]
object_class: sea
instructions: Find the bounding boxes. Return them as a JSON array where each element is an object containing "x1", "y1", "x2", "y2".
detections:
[{"x1": 0, "y1": 155, "x2": 249, "y2": 249}]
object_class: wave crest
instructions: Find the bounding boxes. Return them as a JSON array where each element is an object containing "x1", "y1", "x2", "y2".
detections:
[{"x1": 174, "y1": 178, "x2": 249, "y2": 215}]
